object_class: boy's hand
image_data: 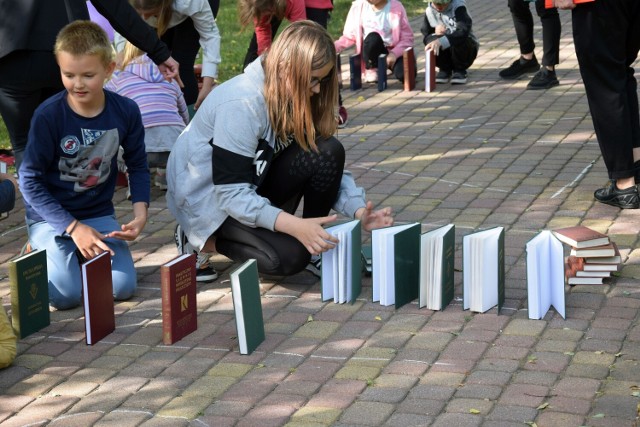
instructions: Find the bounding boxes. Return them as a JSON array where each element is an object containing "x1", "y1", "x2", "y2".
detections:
[
  {"x1": 106, "y1": 201, "x2": 148, "y2": 241},
  {"x1": 70, "y1": 222, "x2": 114, "y2": 260},
  {"x1": 426, "y1": 39, "x2": 442, "y2": 56},
  {"x1": 435, "y1": 24, "x2": 446, "y2": 35},
  {"x1": 355, "y1": 201, "x2": 394, "y2": 232}
]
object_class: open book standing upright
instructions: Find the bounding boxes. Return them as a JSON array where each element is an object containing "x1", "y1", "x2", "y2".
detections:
[
  {"x1": 321, "y1": 220, "x2": 362, "y2": 304},
  {"x1": 526, "y1": 230, "x2": 565, "y2": 320},
  {"x1": 419, "y1": 224, "x2": 455, "y2": 311},
  {"x1": 462, "y1": 227, "x2": 505, "y2": 314},
  {"x1": 372, "y1": 223, "x2": 421, "y2": 308}
]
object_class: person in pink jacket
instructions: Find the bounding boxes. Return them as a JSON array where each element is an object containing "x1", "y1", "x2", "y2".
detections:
[{"x1": 334, "y1": 0, "x2": 415, "y2": 84}]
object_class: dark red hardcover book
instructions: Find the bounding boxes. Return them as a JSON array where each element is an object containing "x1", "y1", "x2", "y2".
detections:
[
  {"x1": 552, "y1": 226, "x2": 609, "y2": 249},
  {"x1": 81, "y1": 252, "x2": 115, "y2": 345},
  {"x1": 403, "y1": 47, "x2": 416, "y2": 91},
  {"x1": 161, "y1": 253, "x2": 197, "y2": 345}
]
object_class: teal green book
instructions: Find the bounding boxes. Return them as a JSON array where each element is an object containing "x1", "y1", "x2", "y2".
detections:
[
  {"x1": 321, "y1": 220, "x2": 361, "y2": 304},
  {"x1": 9, "y1": 249, "x2": 50, "y2": 338},
  {"x1": 230, "y1": 259, "x2": 265, "y2": 355},
  {"x1": 372, "y1": 223, "x2": 421, "y2": 309},
  {"x1": 462, "y1": 226, "x2": 505, "y2": 314},
  {"x1": 419, "y1": 224, "x2": 455, "y2": 311}
]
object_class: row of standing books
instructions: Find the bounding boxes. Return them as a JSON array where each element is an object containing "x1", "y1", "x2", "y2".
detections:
[{"x1": 9, "y1": 250, "x2": 265, "y2": 355}]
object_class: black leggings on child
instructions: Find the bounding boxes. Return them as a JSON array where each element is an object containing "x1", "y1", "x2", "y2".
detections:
[
  {"x1": 214, "y1": 137, "x2": 346, "y2": 276},
  {"x1": 363, "y1": 32, "x2": 415, "y2": 84}
]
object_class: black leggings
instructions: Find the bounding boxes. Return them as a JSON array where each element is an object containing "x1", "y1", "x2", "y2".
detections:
[
  {"x1": 214, "y1": 137, "x2": 346, "y2": 276},
  {"x1": 161, "y1": 0, "x2": 219, "y2": 105},
  {"x1": 363, "y1": 32, "x2": 414, "y2": 84}
]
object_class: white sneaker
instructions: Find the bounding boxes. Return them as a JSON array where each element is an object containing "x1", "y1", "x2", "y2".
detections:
[
  {"x1": 174, "y1": 224, "x2": 217, "y2": 282},
  {"x1": 363, "y1": 69, "x2": 378, "y2": 83}
]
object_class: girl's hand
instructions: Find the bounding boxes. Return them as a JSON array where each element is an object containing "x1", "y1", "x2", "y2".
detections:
[
  {"x1": 355, "y1": 200, "x2": 394, "y2": 232},
  {"x1": 69, "y1": 222, "x2": 114, "y2": 260},
  {"x1": 276, "y1": 213, "x2": 339, "y2": 256},
  {"x1": 386, "y1": 52, "x2": 397, "y2": 68}
]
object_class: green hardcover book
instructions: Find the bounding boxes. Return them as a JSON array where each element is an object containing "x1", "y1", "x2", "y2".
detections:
[
  {"x1": 321, "y1": 219, "x2": 362, "y2": 304},
  {"x1": 419, "y1": 224, "x2": 455, "y2": 311},
  {"x1": 462, "y1": 226, "x2": 505, "y2": 314},
  {"x1": 9, "y1": 249, "x2": 50, "y2": 338},
  {"x1": 230, "y1": 259, "x2": 265, "y2": 355},
  {"x1": 372, "y1": 223, "x2": 421, "y2": 309}
]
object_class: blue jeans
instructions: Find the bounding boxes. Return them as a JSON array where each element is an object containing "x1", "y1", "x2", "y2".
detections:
[{"x1": 27, "y1": 215, "x2": 137, "y2": 310}]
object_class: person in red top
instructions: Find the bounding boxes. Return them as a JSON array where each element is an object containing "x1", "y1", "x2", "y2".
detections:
[{"x1": 553, "y1": 0, "x2": 640, "y2": 209}]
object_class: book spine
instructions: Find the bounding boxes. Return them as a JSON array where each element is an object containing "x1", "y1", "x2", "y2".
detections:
[
  {"x1": 349, "y1": 54, "x2": 362, "y2": 91},
  {"x1": 8, "y1": 261, "x2": 20, "y2": 337},
  {"x1": 403, "y1": 47, "x2": 416, "y2": 91},
  {"x1": 425, "y1": 49, "x2": 436, "y2": 92},
  {"x1": 377, "y1": 54, "x2": 387, "y2": 92},
  {"x1": 160, "y1": 266, "x2": 174, "y2": 345}
]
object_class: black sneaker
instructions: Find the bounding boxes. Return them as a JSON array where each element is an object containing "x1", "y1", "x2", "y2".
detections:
[
  {"x1": 435, "y1": 70, "x2": 452, "y2": 84},
  {"x1": 499, "y1": 55, "x2": 540, "y2": 80},
  {"x1": 450, "y1": 70, "x2": 468, "y2": 85},
  {"x1": 174, "y1": 224, "x2": 218, "y2": 282},
  {"x1": 527, "y1": 68, "x2": 559, "y2": 90},
  {"x1": 594, "y1": 180, "x2": 640, "y2": 209}
]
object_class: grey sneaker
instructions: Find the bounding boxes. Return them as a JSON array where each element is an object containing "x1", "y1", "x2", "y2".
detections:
[
  {"x1": 450, "y1": 70, "x2": 468, "y2": 84},
  {"x1": 174, "y1": 224, "x2": 218, "y2": 282},
  {"x1": 306, "y1": 255, "x2": 321, "y2": 277},
  {"x1": 435, "y1": 70, "x2": 452, "y2": 84}
]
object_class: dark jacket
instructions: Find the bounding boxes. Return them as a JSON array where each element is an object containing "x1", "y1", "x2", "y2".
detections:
[{"x1": 0, "y1": 0, "x2": 170, "y2": 64}]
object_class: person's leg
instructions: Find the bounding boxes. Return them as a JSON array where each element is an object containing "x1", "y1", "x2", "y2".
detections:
[
  {"x1": 242, "y1": 17, "x2": 282, "y2": 70},
  {"x1": 82, "y1": 216, "x2": 137, "y2": 301},
  {"x1": 535, "y1": 0, "x2": 560, "y2": 68},
  {"x1": 215, "y1": 137, "x2": 346, "y2": 275},
  {"x1": 162, "y1": 22, "x2": 200, "y2": 106},
  {"x1": 0, "y1": 51, "x2": 63, "y2": 169},
  {"x1": 500, "y1": 0, "x2": 539, "y2": 79},
  {"x1": 573, "y1": 0, "x2": 640, "y2": 207},
  {"x1": 305, "y1": 7, "x2": 329, "y2": 29},
  {"x1": 362, "y1": 32, "x2": 388, "y2": 69},
  {"x1": 451, "y1": 38, "x2": 479, "y2": 72},
  {"x1": 27, "y1": 220, "x2": 83, "y2": 310}
]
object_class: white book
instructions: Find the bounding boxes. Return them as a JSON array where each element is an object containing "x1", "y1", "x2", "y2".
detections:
[
  {"x1": 462, "y1": 227, "x2": 505, "y2": 314},
  {"x1": 419, "y1": 224, "x2": 455, "y2": 311},
  {"x1": 372, "y1": 223, "x2": 421, "y2": 308},
  {"x1": 526, "y1": 230, "x2": 565, "y2": 320},
  {"x1": 321, "y1": 220, "x2": 361, "y2": 304}
]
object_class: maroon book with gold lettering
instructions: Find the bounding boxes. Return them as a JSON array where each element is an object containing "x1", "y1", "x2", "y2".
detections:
[
  {"x1": 81, "y1": 252, "x2": 115, "y2": 345},
  {"x1": 161, "y1": 253, "x2": 197, "y2": 345}
]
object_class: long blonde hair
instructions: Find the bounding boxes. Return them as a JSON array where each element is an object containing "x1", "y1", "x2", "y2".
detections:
[
  {"x1": 263, "y1": 21, "x2": 338, "y2": 151},
  {"x1": 128, "y1": 0, "x2": 173, "y2": 37},
  {"x1": 238, "y1": 0, "x2": 287, "y2": 29}
]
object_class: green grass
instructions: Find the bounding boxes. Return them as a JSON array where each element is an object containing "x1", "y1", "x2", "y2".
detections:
[{"x1": 0, "y1": 0, "x2": 427, "y2": 149}]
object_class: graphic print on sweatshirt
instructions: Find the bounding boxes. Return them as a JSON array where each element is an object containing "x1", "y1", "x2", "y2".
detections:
[{"x1": 58, "y1": 128, "x2": 119, "y2": 193}]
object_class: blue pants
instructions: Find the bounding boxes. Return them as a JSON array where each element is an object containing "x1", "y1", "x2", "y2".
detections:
[{"x1": 27, "y1": 215, "x2": 137, "y2": 310}]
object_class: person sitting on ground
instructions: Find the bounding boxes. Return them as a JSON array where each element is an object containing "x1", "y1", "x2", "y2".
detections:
[
  {"x1": 421, "y1": 0, "x2": 479, "y2": 85},
  {"x1": 334, "y1": 0, "x2": 415, "y2": 84},
  {"x1": 105, "y1": 41, "x2": 189, "y2": 191},
  {"x1": 498, "y1": 0, "x2": 561, "y2": 90},
  {"x1": 19, "y1": 21, "x2": 150, "y2": 310},
  {"x1": 166, "y1": 20, "x2": 394, "y2": 280},
  {"x1": 0, "y1": 304, "x2": 16, "y2": 369}
]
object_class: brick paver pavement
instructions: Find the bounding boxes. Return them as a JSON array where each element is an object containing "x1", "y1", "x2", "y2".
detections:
[{"x1": 1, "y1": 1, "x2": 639, "y2": 426}]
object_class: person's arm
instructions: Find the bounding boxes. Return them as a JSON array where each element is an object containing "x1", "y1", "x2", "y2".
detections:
[
  {"x1": 0, "y1": 176, "x2": 17, "y2": 213},
  {"x1": 420, "y1": 10, "x2": 436, "y2": 45},
  {"x1": 334, "y1": 2, "x2": 361, "y2": 53},
  {"x1": 388, "y1": 3, "x2": 415, "y2": 61},
  {"x1": 438, "y1": 6, "x2": 473, "y2": 50},
  {"x1": 254, "y1": 15, "x2": 274, "y2": 56},
  {"x1": 107, "y1": 99, "x2": 149, "y2": 241},
  {"x1": 90, "y1": 0, "x2": 180, "y2": 81}
]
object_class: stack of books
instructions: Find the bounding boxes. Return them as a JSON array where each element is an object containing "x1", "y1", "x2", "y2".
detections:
[{"x1": 552, "y1": 226, "x2": 620, "y2": 285}]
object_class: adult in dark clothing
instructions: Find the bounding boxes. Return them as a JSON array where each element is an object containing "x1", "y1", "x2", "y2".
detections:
[
  {"x1": 0, "y1": 0, "x2": 180, "y2": 169},
  {"x1": 554, "y1": 0, "x2": 640, "y2": 209},
  {"x1": 499, "y1": 0, "x2": 561, "y2": 90}
]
